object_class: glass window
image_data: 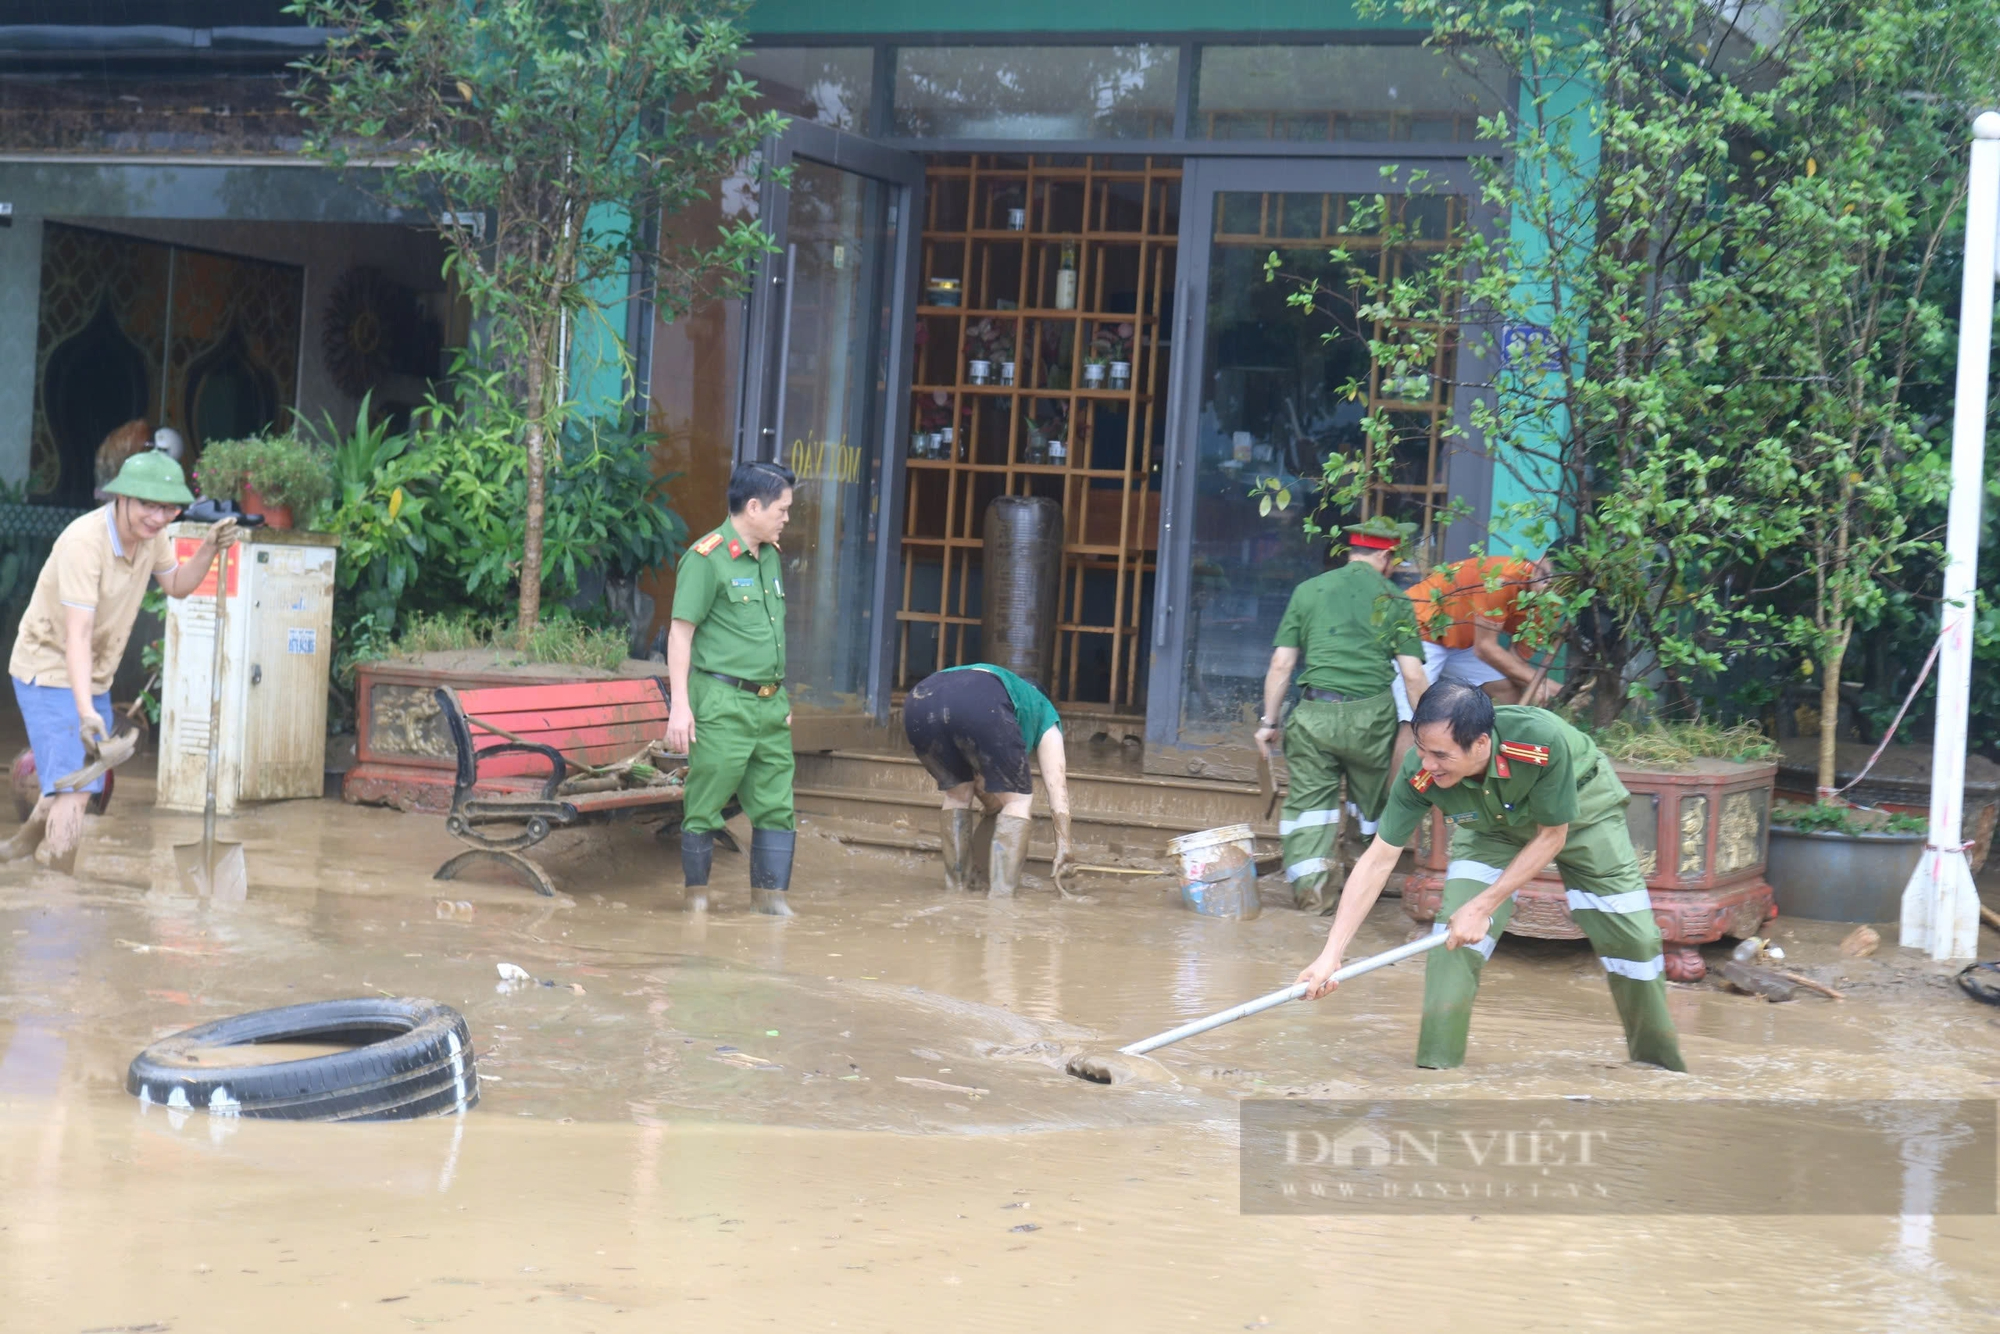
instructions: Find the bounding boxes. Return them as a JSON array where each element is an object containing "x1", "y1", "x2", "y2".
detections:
[
  {"x1": 738, "y1": 46, "x2": 875, "y2": 133},
  {"x1": 1193, "y1": 45, "x2": 1505, "y2": 142},
  {"x1": 892, "y1": 46, "x2": 1179, "y2": 140},
  {"x1": 1175, "y1": 189, "x2": 1463, "y2": 743}
]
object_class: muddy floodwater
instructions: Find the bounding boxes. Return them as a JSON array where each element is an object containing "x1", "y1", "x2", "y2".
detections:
[{"x1": 4, "y1": 769, "x2": 2000, "y2": 1331}]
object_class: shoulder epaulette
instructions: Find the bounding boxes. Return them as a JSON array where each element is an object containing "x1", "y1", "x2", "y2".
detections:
[
  {"x1": 1498, "y1": 740, "x2": 1551, "y2": 767},
  {"x1": 691, "y1": 532, "x2": 724, "y2": 556},
  {"x1": 1411, "y1": 768, "x2": 1435, "y2": 793}
]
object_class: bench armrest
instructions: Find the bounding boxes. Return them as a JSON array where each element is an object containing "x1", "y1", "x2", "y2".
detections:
[
  {"x1": 470, "y1": 741, "x2": 567, "y2": 800},
  {"x1": 437, "y1": 686, "x2": 567, "y2": 803}
]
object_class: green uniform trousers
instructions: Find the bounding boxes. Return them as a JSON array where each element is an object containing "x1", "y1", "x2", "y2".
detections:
[
  {"x1": 1281, "y1": 690, "x2": 1399, "y2": 912},
  {"x1": 682, "y1": 671, "x2": 796, "y2": 835},
  {"x1": 1419, "y1": 815, "x2": 1686, "y2": 1072}
]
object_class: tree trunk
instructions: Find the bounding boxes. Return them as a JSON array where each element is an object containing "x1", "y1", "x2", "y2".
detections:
[
  {"x1": 519, "y1": 354, "x2": 547, "y2": 644},
  {"x1": 1817, "y1": 618, "x2": 1850, "y2": 800}
]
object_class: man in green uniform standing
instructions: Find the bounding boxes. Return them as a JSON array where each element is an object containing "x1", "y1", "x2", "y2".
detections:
[
  {"x1": 666, "y1": 461, "x2": 797, "y2": 916},
  {"x1": 1295, "y1": 682, "x2": 1686, "y2": 1071},
  {"x1": 1256, "y1": 517, "x2": 1430, "y2": 913}
]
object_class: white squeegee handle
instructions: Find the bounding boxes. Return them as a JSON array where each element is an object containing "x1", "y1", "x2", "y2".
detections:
[{"x1": 1118, "y1": 931, "x2": 1450, "y2": 1057}]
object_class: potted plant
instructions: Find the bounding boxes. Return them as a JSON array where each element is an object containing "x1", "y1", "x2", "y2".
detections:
[
  {"x1": 1092, "y1": 323, "x2": 1134, "y2": 390},
  {"x1": 965, "y1": 318, "x2": 1011, "y2": 386},
  {"x1": 195, "y1": 432, "x2": 334, "y2": 530},
  {"x1": 910, "y1": 391, "x2": 951, "y2": 459},
  {"x1": 1404, "y1": 718, "x2": 1780, "y2": 981},
  {"x1": 1766, "y1": 801, "x2": 1927, "y2": 923}
]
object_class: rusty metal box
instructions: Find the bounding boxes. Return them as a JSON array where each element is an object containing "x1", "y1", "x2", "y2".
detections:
[{"x1": 157, "y1": 524, "x2": 338, "y2": 813}]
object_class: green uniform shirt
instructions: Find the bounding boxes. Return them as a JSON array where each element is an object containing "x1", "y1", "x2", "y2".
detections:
[
  {"x1": 944, "y1": 663, "x2": 1061, "y2": 753},
  {"x1": 1273, "y1": 561, "x2": 1423, "y2": 697},
  {"x1": 1378, "y1": 705, "x2": 1624, "y2": 847},
  {"x1": 670, "y1": 517, "x2": 787, "y2": 683}
]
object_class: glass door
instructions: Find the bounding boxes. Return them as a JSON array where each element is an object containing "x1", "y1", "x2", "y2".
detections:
[
  {"x1": 1144, "y1": 158, "x2": 1485, "y2": 770},
  {"x1": 738, "y1": 123, "x2": 924, "y2": 734}
]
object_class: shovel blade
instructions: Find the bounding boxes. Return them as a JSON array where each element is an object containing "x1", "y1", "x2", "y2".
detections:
[
  {"x1": 1063, "y1": 1049, "x2": 1172, "y2": 1086},
  {"x1": 175, "y1": 839, "x2": 247, "y2": 902}
]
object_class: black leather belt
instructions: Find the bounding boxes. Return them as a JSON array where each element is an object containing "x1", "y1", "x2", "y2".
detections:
[
  {"x1": 1300, "y1": 686, "x2": 1358, "y2": 703},
  {"x1": 707, "y1": 672, "x2": 783, "y2": 698}
]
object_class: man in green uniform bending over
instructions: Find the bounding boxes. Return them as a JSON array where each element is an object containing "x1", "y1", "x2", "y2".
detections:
[
  {"x1": 1295, "y1": 682, "x2": 1686, "y2": 1071},
  {"x1": 666, "y1": 461, "x2": 797, "y2": 916},
  {"x1": 1256, "y1": 516, "x2": 1429, "y2": 913}
]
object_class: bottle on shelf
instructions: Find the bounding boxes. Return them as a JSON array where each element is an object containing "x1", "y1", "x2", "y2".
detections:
[{"x1": 1055, "y1": 240, "x2": 1078, "y2": 312}]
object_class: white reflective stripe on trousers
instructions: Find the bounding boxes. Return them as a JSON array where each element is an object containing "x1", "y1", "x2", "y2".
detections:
[
  {"x1": 1565, "y1": 887, "x2": 1653, "y2": 916},
  {"x1": 1279, "y1": 809, "x2": 1341, "y2": 836},
  {"x1": 1445, "y1": 859, "x2": 1507, "y2": 885},
  {"x1": 1430, "y1": 919, "x2": 1499, "y2": 959},
  {"x1": 1284, "y1": 858, "x2": 1331, "y2": 882},
  {"x1": 1601, "y1": 954, "x2": 1666, "y2": 981}
]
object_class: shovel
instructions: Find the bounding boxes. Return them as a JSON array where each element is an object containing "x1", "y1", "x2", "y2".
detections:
[
  {"x1": 50, "y1": 675, "x2": 157, "y2": 795},
  {"x1": 1065, "y1": 931, "x2": 1449, "y2": 1084},
  {"x1": 1255, "y1": 737, "x2": 1280, "y2": 821},
  {"x1": 174, "y1": 550, "x2": 246, "y2": 901}
]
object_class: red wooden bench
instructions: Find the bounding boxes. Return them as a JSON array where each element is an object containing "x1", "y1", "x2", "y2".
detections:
[{"x1": 432, "y1": 678, "x2": 684, "y2": 896}]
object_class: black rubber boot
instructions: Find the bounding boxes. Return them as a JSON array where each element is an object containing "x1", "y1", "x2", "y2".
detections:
[
  {"x1": 749, "y1": 827, "x2": 796, "y2": 917},
  {"x1": 681, "y1": 829, "x2": 714, "y2": 911},
  {"x1": 940, "y1": 808, "x2": 977, "y2": 892}
]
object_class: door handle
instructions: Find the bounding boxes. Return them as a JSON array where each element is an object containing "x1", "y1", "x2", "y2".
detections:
[
  {"x1": 251, "y1": 663, "x2": 262, "y2": 686},
  {"x1": 769, "y1": 242, "x2": 798, "y2": 461}
]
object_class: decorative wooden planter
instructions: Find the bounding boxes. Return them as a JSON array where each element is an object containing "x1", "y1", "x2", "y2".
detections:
[
  {"x1": 1403, "y1": 758, "x2": 1778, "y2": 982},
  {"x1": 343, "y1": 659, "x2": 666, "y2": 813}
]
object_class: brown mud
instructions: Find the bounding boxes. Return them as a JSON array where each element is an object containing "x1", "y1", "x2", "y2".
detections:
[{"x1": 3, "y1": 760, "x2": 2000, "y2": 1330}]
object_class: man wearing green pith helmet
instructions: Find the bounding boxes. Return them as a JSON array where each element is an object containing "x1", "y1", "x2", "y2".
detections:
[{"x1": 5, "y1": 449, "x2": 239, "y2": 871}]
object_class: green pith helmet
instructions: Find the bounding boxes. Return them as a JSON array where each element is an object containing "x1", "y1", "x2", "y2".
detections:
[
  {"x1": 101, "y1": 449, "x2": 194, "y2": 506},
  {"x1": 1342, "y1": 515, "x2": 1419, "y2": 549}
]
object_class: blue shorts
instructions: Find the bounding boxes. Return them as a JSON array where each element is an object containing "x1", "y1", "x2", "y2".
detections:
[{"x1": 12, "y1": 677, "x2": 114, "y2": 795}]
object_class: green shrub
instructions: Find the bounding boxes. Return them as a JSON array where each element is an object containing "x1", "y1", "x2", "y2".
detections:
[
  {"x1": 1772, "y1": 802, "x2": 1927, "y2": 836},
  {"x1": 1583, "y1": 718, "x2": 1779, "y2": 767},
  {"x1": 392, "y1": 609, "x2": 629, "y2": 671},
  {"x1": 195, "y1": 432, "x2": 335, "y2": 513},
  {"x1": 309, "y1": 371, "x2": 687, "y2": 675}
]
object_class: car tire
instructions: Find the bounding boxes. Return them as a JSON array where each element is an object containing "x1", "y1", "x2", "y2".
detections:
[{"x1": 126, "y1": 997, "x2": 478, "y2": 1121}]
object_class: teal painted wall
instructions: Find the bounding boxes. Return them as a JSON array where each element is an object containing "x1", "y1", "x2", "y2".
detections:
[
  {"x1": 1483, "y1": 66, "x2": 1594, "y2": 559},
  {"x1": 745, "y1": 0, "x2": 1401, "y2": 35},
  {"x1": 567, "y1": 203, "x2": 635, "y2": 423}
]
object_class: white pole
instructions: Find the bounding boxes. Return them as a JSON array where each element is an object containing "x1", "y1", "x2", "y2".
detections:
[{"x1": 1900, "y1": 111, "x2": 2000, "y2": 961}]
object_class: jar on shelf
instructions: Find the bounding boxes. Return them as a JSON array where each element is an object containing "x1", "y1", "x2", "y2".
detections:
[
  {"x1": 1082, "y1": 362, "x2": 1107, "y2": 388},
  {"x1": 939, "y1": 426, "x2": 956, "y2": 460},
  {"x1": 1048, "y1": 439, "x2": 1068, "y2": 465},
  {"x1": 968, "y1": 359, "x2": 992, "y2": 385},
  {"x1": 999, "y1": 361, "x2": 1017, "y2": 386},
  {"x1": 1109, "y1": 361, "x2": 1132, "y2": 391},
  {"x1": 926, "y1": 277, "x2": 962, "y2": 308}
]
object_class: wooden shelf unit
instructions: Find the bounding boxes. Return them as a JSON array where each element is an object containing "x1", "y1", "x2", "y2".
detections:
[{"x1": 897, "y1": 154, "x2": 1181, "y2": 713}]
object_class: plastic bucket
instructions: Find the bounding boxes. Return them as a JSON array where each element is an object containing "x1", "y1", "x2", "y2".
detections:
[{"x1": 1167, "y1": 823, "x2": 1260, "y2": 920}]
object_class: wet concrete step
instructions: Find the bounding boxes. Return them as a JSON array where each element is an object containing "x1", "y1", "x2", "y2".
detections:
[{"x1": 794, "y1": 749, "x2": 1279, "y2": 857}]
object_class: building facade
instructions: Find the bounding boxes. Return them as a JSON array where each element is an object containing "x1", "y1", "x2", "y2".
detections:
[{"x1": 0, "y1": 2, "x2": 1525, "y2": 774}]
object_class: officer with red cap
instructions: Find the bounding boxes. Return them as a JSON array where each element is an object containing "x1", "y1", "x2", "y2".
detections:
[{"x1": 1254, "y1": 517, "x2": 1429, "y2": 913}]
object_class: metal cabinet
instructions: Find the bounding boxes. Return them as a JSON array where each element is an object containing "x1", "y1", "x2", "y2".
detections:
[{"x1": 158, "y1": 524, "x2": 338, "y2": 814}]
